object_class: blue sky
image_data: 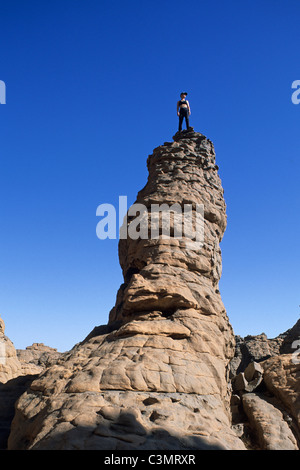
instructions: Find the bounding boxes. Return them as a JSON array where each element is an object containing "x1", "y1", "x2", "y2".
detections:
[{"x1": 0, "y1": 0, "x2": 299, "y2": 351}]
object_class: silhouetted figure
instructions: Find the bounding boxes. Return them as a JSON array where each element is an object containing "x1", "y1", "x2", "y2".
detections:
[{"x1": 177, "y1": 92, "x2": 191, "y2": 131}]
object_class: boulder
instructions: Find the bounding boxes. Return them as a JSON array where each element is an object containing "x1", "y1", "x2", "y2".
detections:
[{"x1": 242, "y1": 393, "x2": 298, "y2": 450}]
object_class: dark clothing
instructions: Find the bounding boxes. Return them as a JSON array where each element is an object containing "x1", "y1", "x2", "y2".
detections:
[
  {"x1": 178, "y1": 107, "x2": 190, "y2": 131},
  {"x1": 179, "y1": 99, "x2": 188, "y2": 107}
]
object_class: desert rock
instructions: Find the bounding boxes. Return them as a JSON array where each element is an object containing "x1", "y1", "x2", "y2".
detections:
[
  {"x1": 242, "y1": 393, "x2": 298, "y2": 450},
  {"x1": 3, "y1": 130, "x2": 300, "y2": 450},
  {"x1": 7, "y1": 130, "x2": 245, "y2": 450}
]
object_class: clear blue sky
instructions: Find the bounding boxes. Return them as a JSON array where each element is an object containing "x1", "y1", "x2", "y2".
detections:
[{"x1": 1, "y1": 0, "x2": 299, "y2": 351}]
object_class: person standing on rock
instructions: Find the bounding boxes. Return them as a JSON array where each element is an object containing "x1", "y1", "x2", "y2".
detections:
[{"x1": 177, "y1": 92, "x2": 191, "y2": 132}]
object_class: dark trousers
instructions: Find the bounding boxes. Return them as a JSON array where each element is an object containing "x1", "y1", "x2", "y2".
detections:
[{"x1": 178, "y1": 108, "x2": 190, "y2": 131}]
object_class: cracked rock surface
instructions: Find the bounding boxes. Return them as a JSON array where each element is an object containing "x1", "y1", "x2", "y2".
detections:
[
  {"x1": 7, "y1": 130, "x2": 245, "y2": 450},
  {"x1": 3, "y1": 130, "x2": 299, "y2": 450}
]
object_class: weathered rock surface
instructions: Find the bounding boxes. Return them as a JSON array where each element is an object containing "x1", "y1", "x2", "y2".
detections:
[
  {"x1": 280, "y1": 319, "x2": 300, "y2": 354},
  {"x1": 16, "y1": 343, "x2": 62, "y2": 369},
  {"x1": 6, "y1": 130, "x2": 245, "y2": 450},
  {"x1": 2, "y1": 130, "x2": 300, "y2": 450},
  {"x1": 0, "y1": 317, "x2": 60, "y2": 449},
  {"x1": 262, "y1": 354, "x2": 300, "y2": 430},
  {"x1": 0, "y1": 316, "x2": 42, "y2": 384},
  {"x1": 230, "y1": 333, "x2": 285, "y2": 377},
  {"x1": 242, "y1": 393, "x2": 298, "y2": 450},
  {"x1": 229, "y1": 323, "x2": 300, "y2": 449},
  {"x1": 0, "y1": 375, "x2": 38, "y2": 450}
]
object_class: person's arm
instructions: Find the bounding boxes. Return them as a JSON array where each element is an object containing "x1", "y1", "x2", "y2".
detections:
[
  {"x1": 177, "y1": 101, "x2": 180, "y2": 116},
  {"x1": 187, "y1": 100, "x2": 191, "y2": 115}
]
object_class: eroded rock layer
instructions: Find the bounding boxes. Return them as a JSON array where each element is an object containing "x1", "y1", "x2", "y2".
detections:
[
  {"x1": 7, "y1": 130, "x2": 246, "y2": 450},
  {"x1": 0, "y1": 317, "x2": 54, "y2": 449}
]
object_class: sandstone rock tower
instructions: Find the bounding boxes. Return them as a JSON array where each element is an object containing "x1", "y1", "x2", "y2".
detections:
[{"x1": 7, "y1": 129, "x2": 246, "y2": 450}]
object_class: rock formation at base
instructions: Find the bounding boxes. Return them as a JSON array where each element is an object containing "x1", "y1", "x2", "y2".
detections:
[
  {"x1": 0, "y1": 316, "x2": 61, "y2": 449},
  {"x1": 0, "y1": 317, "x2": 40, "y2": 384},
  {"x1": 1, "y1": 130, "x2": 299, "y2": 450},
  {"x1": 229, "y1": 321, "x2": 300, "y2": 449}
]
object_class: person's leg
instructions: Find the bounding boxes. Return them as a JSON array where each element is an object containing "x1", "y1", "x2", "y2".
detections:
[
  {"x1": 178, "y1": 112, "x2": 184, "y2": 131},
  {"x1": 185, "y1": 111, "x2": 190, "y2": 129},
  {"x1": 182, "y1": 108, "x2": 189, "y2": 129}
]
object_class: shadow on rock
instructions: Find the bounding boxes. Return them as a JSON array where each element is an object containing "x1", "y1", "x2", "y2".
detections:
[
  {"x1": 0, "y1": 374, "x2": 38, "y2": 450},
  {"x1": 15, "y1": 410, "x2": 227, "y2": 451}
]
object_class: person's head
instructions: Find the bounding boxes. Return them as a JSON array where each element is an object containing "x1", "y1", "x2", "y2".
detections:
[{"x1": 180, "y1": 92, "x2": 187, "y2": 99}]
